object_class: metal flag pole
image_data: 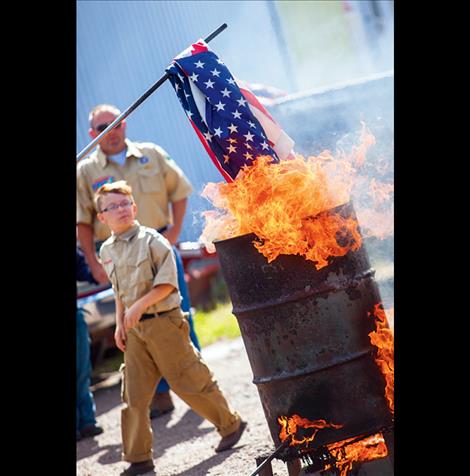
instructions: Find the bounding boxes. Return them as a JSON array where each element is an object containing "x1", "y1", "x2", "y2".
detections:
[{"x1": 76, "y1": 23, "x2": 228, "y2": 162}]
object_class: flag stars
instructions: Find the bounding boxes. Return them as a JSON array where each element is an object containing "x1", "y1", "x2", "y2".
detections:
[
  {"x1": 221, "y1": 88, "x2": 232, "y2": 98},
  {"x1": 214, "y1": 101, "x2": 226, "y2": 111},
  {"x1": 211, "y1": 68, "x2": 221, "y2": 77},
  {"x1": 223, "y1": 155, "x2": 230, "y2": 163},
  {"x1": 227, "y1": 144, "x2": 237, "y2": 154},
  {"x1": 243, "y1": 152, "x2": 253, "y2": 160},
  {"x1": 231, "y1": 109, "x2": 242, "y2": 120},
  {"x1": 203, "y1": 131, "x2": 213, "y2": 142},
  {"x1": 227, "y1": 138, "x2": 237, "y2": 144},
  {"x1": 248, "y1": 120, "x2": 256, "y2": 129},
  {"x1": 237, "y1": 97, "x2": 248, "y2": 107},
  {"x1": 204, "y1": 79, "x2": 215, "y2": 89},
  {"x1": 213, "y1": 127, "x2": 223, "y2": 138},
  {"x1": 227, "y1": 123, "x2": 238, "y2": 134},
  {"x1": 194, "y1": 60, "x2": 205, "y2": 68},
  {"x1": 260, "y1": 140, "x2": 269, "y2": 150},
  {"x1": 227, "y1": 77, "x2": 236, "y2": 85},
  {"x1": 189, "y1": 73, "x2": 199, "y2": 82},
  {"x1": 243, "y1": 131, "x2": 255, "y2": 142}
]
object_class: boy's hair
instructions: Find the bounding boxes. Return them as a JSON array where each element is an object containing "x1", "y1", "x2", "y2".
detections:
[{"x1": 94, "y1": 180, "x2": 134, "y2": 212}]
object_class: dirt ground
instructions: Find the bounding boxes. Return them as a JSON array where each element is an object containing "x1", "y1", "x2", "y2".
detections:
[
  {"x1": 77, "y1": 337, "x2": 295, "y2": 476},
  {"x1": 77, "y1": 264, "x2": 394, "y2": 476}
]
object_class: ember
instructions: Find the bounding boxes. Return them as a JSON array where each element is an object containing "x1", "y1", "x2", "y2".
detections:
[
  {"x1": 277, "y1": 414, "x2": 343, "y2": 447},
  {"x1": 324, "y1": 432, "x2": 388, "y2": 476},
  {"x1": 368, "y1": 303, "x2": 394, "y2": 415}
]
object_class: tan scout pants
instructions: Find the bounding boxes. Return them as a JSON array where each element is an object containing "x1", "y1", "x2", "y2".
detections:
[{"x1": 120, "y1": 308, "x2": 241, "y2": 463}]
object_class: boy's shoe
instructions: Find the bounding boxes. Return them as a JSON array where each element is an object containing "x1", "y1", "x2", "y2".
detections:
[
  {"x1": 215, "y1": 420, "x2": 247, "y2": 453},
  {"x1": 120, "y1": 459, "x2": 155, "y2": 476},
  {"x1": 149, "y1": 391, "x2": 175, "y2": 419},
  {"x1": 79, "y1": 424, "x2": 104, "y2": 439}
]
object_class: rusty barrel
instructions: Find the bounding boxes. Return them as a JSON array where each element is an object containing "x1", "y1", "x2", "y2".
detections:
[{"x1": 214, "y1": 202, "x2": 393, "y2": 449}]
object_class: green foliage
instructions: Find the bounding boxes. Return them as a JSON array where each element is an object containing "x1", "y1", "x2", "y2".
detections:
[{"x1": 193, "y1": 302, "x2": 241, "y2": 347}]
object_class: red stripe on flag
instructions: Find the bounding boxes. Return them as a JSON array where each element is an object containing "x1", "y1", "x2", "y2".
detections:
[
  {"x1": 238, "y1": 86, "x2": 276, "y2": 123},
  {"x1": 188, "y1": 119, "x2": 234, "y2": 183},
  {"x1": 191, "y1": 41, "x2": 209, "y2": 55}
]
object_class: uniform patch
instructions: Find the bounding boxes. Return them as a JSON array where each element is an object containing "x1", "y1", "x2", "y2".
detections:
[
  {"x1": 92, "y1": 176, "x2": 115, "y2": 191},
  {"x1": 139, "y1": 156, "x2": 149, "y2": 164}
]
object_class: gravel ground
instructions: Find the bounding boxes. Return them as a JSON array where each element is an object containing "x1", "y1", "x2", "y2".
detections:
[{"x1": 77, "y1": 337, "x2": 292, "y2": 476}]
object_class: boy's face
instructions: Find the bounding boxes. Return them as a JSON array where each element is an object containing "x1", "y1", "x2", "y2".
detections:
[{"x1": 97, "y1": 193, "x2": 137, "y2": 234}]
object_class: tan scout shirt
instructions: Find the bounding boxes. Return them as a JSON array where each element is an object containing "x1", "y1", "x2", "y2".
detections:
[
  {"x1": 77, "y1": 139, "x2": 193, "y2": 241},
  {"x1": 99, "y1": 222, "x2": 181, "y2": 313}
]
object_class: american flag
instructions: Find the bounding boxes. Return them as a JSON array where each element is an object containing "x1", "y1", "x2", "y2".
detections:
[{"x1": 166, "y1": 39, "x2": 295, "y2": 182}]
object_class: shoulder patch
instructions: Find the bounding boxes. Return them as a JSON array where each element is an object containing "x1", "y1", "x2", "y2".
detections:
[{"x1": 92, "y1": 176, "x2": 115, "y2": 191}]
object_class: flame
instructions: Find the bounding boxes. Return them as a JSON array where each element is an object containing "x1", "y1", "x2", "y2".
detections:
[
  {"x1": 201, "y1": 123, "x2": 393, "y2": 267},
  {"x1": 201, "y1": 153, "x2": 363, "y2": 269},
  {"x1": 278, "y1": 414, "x2": 343, "y2": 447},
  {"x1": 368, "y1": 303, "x2": 394, "y2": 415},
  {"x1": 325, "y1": 433, "x2": 388, "y2": 476}
]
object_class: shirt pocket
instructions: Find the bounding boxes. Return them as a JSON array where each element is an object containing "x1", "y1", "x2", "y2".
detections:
[
  {"x1": 137, "y1": 166, "x2": 163, "y2": 194},
  {"x1": 124, "y1": 252, "x2": 155, "y2": 303}
]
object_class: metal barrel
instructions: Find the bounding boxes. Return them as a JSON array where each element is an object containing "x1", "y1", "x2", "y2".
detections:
[{"x1": 214, "y1": 202, "x2": 393, "y2": 449}]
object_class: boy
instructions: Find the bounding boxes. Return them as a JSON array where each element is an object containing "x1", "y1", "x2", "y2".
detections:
[{"x1": 95, "y1": 181, "x2": 246, "y2": 476}]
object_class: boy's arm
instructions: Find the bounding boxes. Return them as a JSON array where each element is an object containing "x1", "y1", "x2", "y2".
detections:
[
  {"x1": 114, "y1": 295, "x2": 127, "y2": 352},
  {"x1": 124, "y1": 283, "x2": 175, "y2": 331}
]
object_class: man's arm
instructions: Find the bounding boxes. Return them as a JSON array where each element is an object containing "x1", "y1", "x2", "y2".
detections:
[
  {"x1": 77, "y1": 223, "x2": 109, "y2": 284},
  {"x1": 162, "y1": 198, "x2": 187, "y2": 245},
  {"x1": 123, "y1": 283, "x2": 175, "y2": 331}
]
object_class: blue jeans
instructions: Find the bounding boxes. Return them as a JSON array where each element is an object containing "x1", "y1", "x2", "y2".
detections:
[
  {"x1": 76, "y1": 308, "x2": 97, "y2": 435},
  {"x1": 156, "y1": 246, "x2": 201, "y2": 394}
]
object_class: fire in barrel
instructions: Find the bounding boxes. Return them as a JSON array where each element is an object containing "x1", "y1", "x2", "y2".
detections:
[{"x1": 202, "y1": 128, "x2": 394, "y2": 474}]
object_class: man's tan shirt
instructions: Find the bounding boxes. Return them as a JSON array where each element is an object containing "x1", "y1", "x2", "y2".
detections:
[
  {"x1": 99, "y1": 222, "x2": 181, "y2": 313},
  {"x1": 77, "y1": 139, "x2": 193, "y2": 241}
]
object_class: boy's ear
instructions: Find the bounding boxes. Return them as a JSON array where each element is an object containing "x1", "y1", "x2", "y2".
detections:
[{"x1": 97, "y1": 211, "x2": 106, "y2": 224}]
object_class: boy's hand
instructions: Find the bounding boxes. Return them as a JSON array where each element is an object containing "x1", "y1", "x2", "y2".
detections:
[
  {"x1": 124, "y1": 301, "x2": 145, "y2": 331},
  {"x1": 114, "y1": 325, "x2": 127, "y2": 352}
]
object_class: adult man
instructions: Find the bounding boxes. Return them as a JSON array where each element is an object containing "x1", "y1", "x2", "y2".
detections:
[{"x1": 77, "y1": 104, "x2": 201, "y2": 416}]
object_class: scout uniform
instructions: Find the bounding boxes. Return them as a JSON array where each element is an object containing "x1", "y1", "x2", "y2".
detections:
[
  {"x1": 100, "y1": 222, "x2": 242, "y2": 463},
  {"x1": 77, "y1": 139, "x2": 193, "y2": 241}
]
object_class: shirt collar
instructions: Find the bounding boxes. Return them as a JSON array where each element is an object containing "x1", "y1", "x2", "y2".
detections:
[
  {"x1": 109, "y1": 220, "x2": 140, "y2": 243},
  {"x1": 96, "y1": 139, "x2": 143, "y2": 167}
]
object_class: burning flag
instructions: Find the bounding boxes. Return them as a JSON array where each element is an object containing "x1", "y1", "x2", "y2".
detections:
[{"x1": 165, "y1": 39, "x2": 295, "y2": 182}]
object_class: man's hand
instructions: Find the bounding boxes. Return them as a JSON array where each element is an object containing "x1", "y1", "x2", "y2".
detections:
[
  {"x1": 124, "y1": 301, "x2": 145, "y2": 331},
  {"x1": 114, "y1": 325, "x2": 127, "y2": 352},
  {"x1": 162, "y1": 225, "x2": 180, "y2": 246},
  {"x1": 90, "y1": 260, "x2": 110, "y2": 284}
]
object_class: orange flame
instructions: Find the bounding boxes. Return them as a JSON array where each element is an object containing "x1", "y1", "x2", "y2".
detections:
[
  {"x1": 368, "y1": 304, "x2": 394, "y2": 415},
  {"x1": 201, "y1": 153, "x2": 363, "y2": 269},
  {"x1": 325, "y1": 432, "x2": 388, "y2": 476},
  {"x1": 277, "y1": 414, "x2": 343, "y2": 447},
  {"x1": 201, "y1": 123, "x2": 393, "y2": 266}
]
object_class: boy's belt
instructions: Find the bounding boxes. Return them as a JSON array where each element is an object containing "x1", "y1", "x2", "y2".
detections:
[{"x1": 140, "y1": 307, "x2": 179, "y2": 321}]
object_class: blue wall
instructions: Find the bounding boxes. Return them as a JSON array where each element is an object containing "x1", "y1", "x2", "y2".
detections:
[{"x1": 77, "y1": 1, "x2": 292, "y2": 242}]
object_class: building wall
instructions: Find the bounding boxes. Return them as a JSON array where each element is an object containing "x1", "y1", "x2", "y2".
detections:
[{"x1": 77, "y1": 0, "x2": 393, "y2": 242}]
